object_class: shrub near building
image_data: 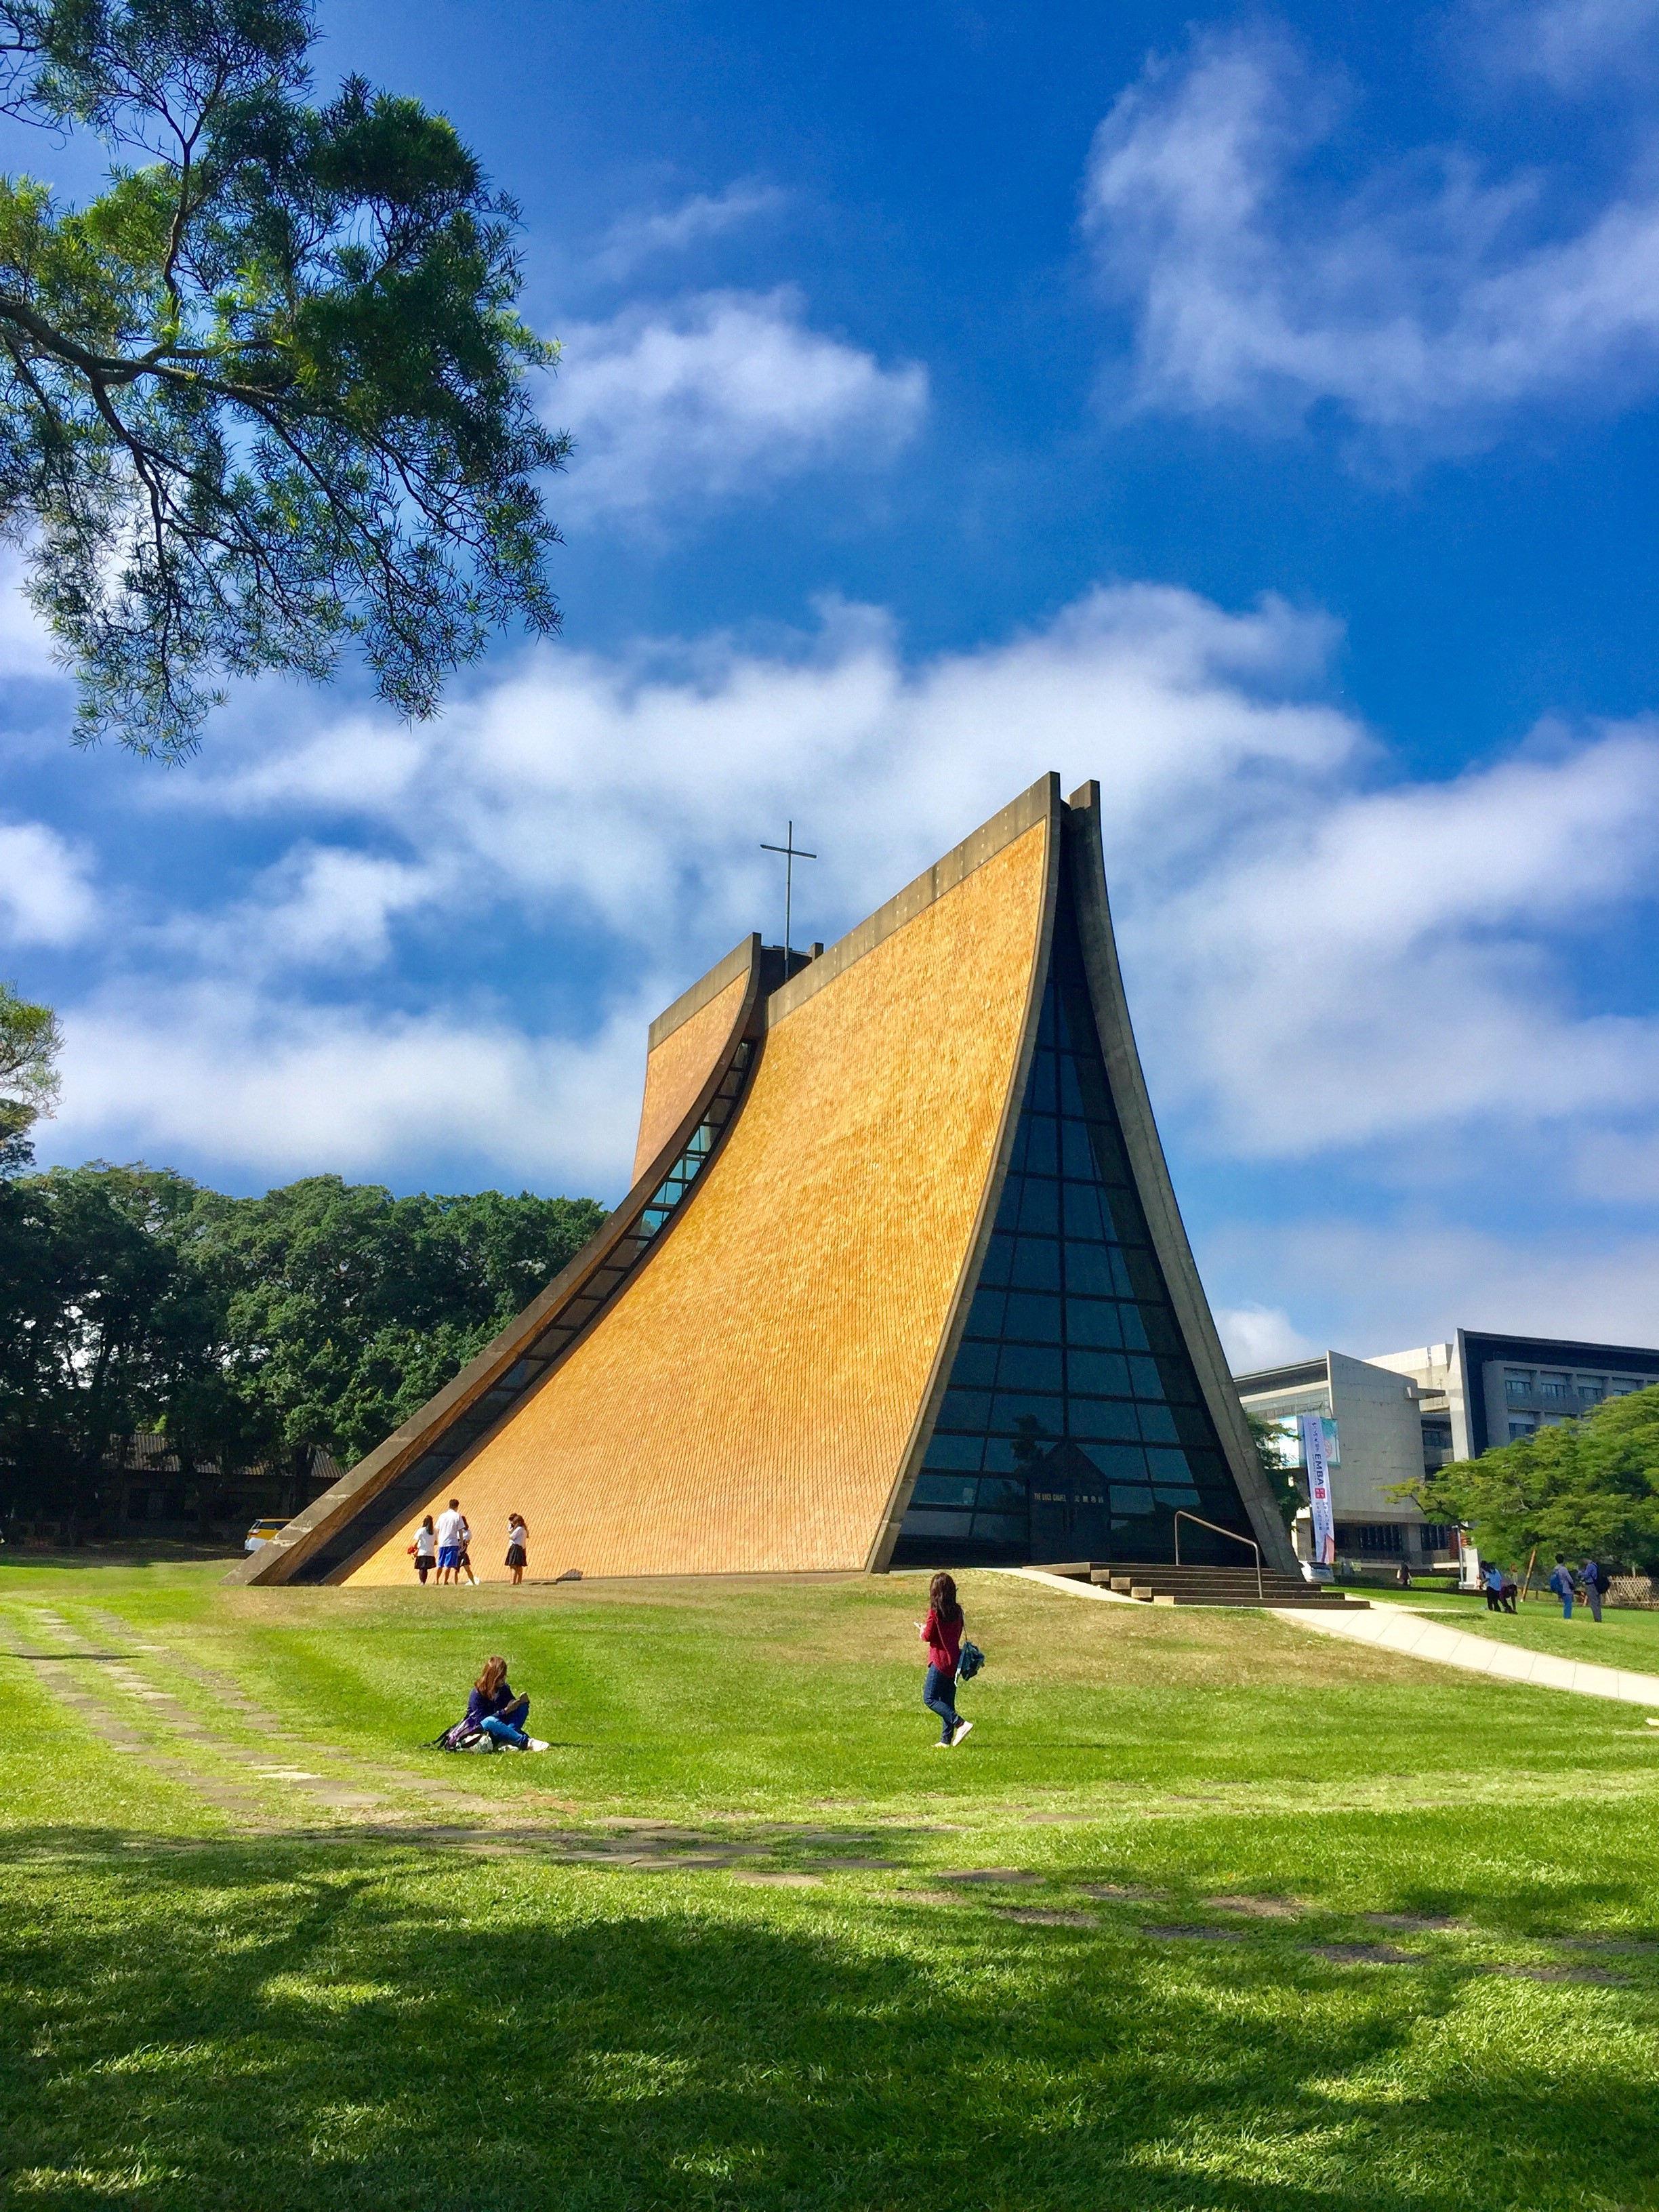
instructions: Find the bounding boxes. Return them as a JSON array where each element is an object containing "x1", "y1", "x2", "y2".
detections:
[{"x1": 1410, "y1": 1384, "x2": 1659, "y2": 1572}]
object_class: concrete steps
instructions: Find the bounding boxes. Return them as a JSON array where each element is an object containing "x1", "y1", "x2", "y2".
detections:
[{"x1": 1038, "y1": 1561, "x2": 1366, "y2": 1610}]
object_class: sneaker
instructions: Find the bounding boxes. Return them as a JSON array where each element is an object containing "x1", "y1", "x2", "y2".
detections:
[
  {"x1": 931, "y1": 1738, "x2": 952, "y2": 1749},
  {"x1": 525, "y1": 1738, "x2": 550, "y2": 1752},
  {"x1": 951, "y1": 1719, "x2": 974, "y2": 1747}
]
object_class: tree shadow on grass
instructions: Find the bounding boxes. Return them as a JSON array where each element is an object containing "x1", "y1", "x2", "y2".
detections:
[{"x1": 1, "y1": 1829, "x2": 1655, "y2": 2211}]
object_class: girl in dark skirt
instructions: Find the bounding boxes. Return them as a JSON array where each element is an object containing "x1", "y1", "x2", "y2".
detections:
[
  {"x1": 412, "y1": 1515, "x2": 436, "y2": 1584},
  {"x1": 506, "y1": 1513, "x2": 529, "y2": 1584},
  {"x1": 919, "y1": 1570, "x2": 971, "y2": 1748}
]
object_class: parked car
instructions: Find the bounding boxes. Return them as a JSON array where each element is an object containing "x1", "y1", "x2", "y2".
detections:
[{"x1": 245, "y1": 1517, "x2": 287, "y2": 1553}]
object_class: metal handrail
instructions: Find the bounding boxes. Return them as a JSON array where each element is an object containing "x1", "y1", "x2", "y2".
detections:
[{"x1": 1172, "y1": 1509, "x2": 1263, "y2": 1601}]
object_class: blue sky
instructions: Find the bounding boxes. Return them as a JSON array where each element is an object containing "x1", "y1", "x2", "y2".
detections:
[{"x1": 5, "y1": 0, "x2": 1659, "y2": 1367}]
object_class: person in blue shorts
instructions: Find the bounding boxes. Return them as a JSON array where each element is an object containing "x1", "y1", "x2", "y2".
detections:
[{"x1": 435, "y1": 1498, "x2": 465, "y2": 1584}]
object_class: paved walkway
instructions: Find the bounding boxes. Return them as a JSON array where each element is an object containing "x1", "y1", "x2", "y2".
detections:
[
  {"x1": 1275, "y1": 1603, "x2": 1659, "y2": 1708},
  {"x1": 1014, "y1": 1568, "x2": 1659, "y2": 1708}
]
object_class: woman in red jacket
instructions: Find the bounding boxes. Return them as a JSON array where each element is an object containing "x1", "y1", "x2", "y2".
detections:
[{"x1": 918, "y1": 1571, "x2": 972, "y2": 1748}]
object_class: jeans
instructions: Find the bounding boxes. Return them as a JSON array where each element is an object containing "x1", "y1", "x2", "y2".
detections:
[
  {"x1": 922, "y1": 1665, "x2": 960, "y2": 1743},
  {"x1": 480, "y1": 1697, "x2": 531, "y2": 1749},
  {"x1": 1557, "y1": 1590, "x2": 1573, "y2": 1618}
]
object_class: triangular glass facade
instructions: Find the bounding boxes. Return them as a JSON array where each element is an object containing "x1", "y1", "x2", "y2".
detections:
[{"x1": 891, "y1": 882, "x2": 1256, "y2": 1568}]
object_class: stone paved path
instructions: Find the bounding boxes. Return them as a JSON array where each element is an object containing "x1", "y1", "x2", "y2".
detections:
[
  {"x1": 1274, "y1": 1602, "x2": 1659, "y2": 1708},
  {"x1": 1012, "y1": 1560, "x2": 1659, "y2": 1709}
]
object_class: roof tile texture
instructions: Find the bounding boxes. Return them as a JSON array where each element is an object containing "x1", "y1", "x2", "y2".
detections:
[
  {"x1": 344, "y1": 819, "x2": 1047, "y2": 1582},
  {"x1": 631, "y1": 967, "x2": 750, "y2": 1185}
]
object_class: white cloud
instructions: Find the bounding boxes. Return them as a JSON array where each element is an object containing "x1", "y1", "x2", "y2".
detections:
[
  {"x1": 1205, "y1": 1213, "x2": 1659, "y2": 1361},
  {"x1": 1082, "y1": 26, "x2": 1659, "y2": 442},
  {"x1": 1130, "y1": 722, "x2": 1659, "y2": 1156},
  {"x1": 555, "y1": 289, "x2": 928, "y2": 520},
  {"x1": 52, "y1": 981, "x2": 655, "y2": 1189},
  {"x1": 1477, "y1": 0, "x2": 1659, "y2": 88},
  {"x1": 48, "y1": 577, "x2": 1657, "y2": 1218},
  {"x1": 0, "y1": 820, "x2": 97, "y2": 945},
  {"x1": 16, "y1": 575, "x2": 1659, "y2": 1374},
  {"x1": 1215, "y1": 1304, "x2": 1318, "y2": 1370},
  {"x1": 590, "y1": 182, "x2": 787, "y2": 279}
]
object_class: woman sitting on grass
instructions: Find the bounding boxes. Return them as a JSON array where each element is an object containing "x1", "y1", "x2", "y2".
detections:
[{"x1": 467, "y1": 1656, "x2": 550, "y2": 1752}]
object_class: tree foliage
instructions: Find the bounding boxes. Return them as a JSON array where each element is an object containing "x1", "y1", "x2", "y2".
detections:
[
  {"x1": 190, "y1": 1173, "x2": 605, "y2": 1464},
  {"x1": 1246, "y1": 1410, "x2": 1305, "y2": 1532},
  {"x1": 0, "y1": 0, "x2": 566, "y2": 756},
  {"x1": 0, "y1": 978, "x2": 62, "y2": 1170},
  {"x1": 1404, "y1": 1387, "x2": 1659, "y2": 1568},
  {"x1": 0, "y1": 1162, "x2": 220, "y2": 1525},
  {"x1": 0, "y1": 1164, "x2": 607, "y2": 1520}
]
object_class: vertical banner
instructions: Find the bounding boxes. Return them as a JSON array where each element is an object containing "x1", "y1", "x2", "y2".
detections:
[{"x1": 1300, "y1": 1410, "x2": 1336, "y2": 1566}]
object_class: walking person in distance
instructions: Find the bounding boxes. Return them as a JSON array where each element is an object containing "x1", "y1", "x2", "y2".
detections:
[
  {"x1": 506, "y1": 1513, "x2": 529, "y2": 1586},
  {"x1": 918, "y1": 1571, "x2": 972, "y2": 1748},
  {"x1": 412, "y1": 1515, "x2": 436, "y2": 1586},
  {"x1": 457, "y1": 1511, "x2": 478, "y2": 1587},
  {"x1": 435, "y1": 1498, "x2": 465, "y2": 1586},
  {"x1": 1582, "y1": 1557, "x2": 1605, "y2": 1622},
  {"x1": 1548, "y1": 1554, "x2": 1575, "y2": 1618}
]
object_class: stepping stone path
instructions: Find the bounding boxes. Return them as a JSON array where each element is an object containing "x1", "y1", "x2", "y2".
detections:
[
  {"x1": 731, "y1": 1871, "x2": 823, "y2": 1889},
  {"x1": 1206, "y1": 1896, "x2": 1303, "y2": 1919},
  {"x1": 3, "y1": 1599, "x2": 931, "y2": 1877},
  {"x1": 997, "y1": 1907, "x2": 1096, "y2": 1928},
  {"x1": 935, "y1": 1868, "x2": 1043, "y2": 1885},
  {"x1": 1082, "y1": 1883, "x2": 1166, "y2": 1900},
  {"x1": 1364, "y1": 1912, "x2": 1462, "y2": 1932}
]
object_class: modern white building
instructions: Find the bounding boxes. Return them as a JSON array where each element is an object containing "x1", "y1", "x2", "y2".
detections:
[{"x1": 1235, "y1": 1330, "x2": 1659, "y2": 1566}]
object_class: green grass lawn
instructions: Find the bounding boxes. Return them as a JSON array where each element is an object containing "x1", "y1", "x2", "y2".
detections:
[{"x1": 3, "y1": 1554, "x2": 1658, "y2": 2210}]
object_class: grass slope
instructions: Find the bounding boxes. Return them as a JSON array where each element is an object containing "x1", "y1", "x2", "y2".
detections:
[{"x1": 2, "y1": 1557, "x2": 1658, "y2": 2211}]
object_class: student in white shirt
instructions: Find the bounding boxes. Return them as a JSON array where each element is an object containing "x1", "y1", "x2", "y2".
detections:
[{"x1": 435, "y1": 1499, "x2": 465, "y2": 1584}]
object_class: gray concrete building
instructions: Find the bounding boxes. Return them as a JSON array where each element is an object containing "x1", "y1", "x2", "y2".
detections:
[{"x1": 1235, "y1": 1330, "x2": 1659, "y2": 1566}]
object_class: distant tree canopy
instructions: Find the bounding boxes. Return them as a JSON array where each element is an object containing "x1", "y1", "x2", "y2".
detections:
[
  {"x1": 1246, "y1": 1410, "x2": 1305, "y2": 1533},
  {"x1": 1401, "y1": 1387, "x2": 1659, "y2": 1569},
  {"x1": 0, "y1": 0, "x2": 566, "y2": 757},
  {"x1": 0, "y1": 1164, "x2": 606, "y2": 1523},
  {"x1": 0, "y1": 979, "x2": 62, "y2": 1170}
]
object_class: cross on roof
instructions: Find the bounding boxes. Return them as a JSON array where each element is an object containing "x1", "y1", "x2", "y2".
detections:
[{"x1": 760, "y1": 820, "x2": 817, "y2": 963}]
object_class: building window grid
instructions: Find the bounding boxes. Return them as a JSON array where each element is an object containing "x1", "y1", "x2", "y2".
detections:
[{"x1": 898, "y1": 903, "x2": 1249, "y2": 1563}]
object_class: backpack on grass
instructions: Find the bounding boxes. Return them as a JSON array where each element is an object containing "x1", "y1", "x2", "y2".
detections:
[
  {"x1": 956, "y1": 1639, "x2": 986, "y2": 1683},
  {"x1": 432, "y1": 1717, "x2": 489, "y2": 1752}
]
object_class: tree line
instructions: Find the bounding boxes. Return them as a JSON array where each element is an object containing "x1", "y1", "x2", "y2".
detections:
[
  {"x1": 1404, "y1": 1387, "x2": 1659, "y2": 1576},
  {"x1": 0, "y1": 1162, "x2": 606, "y2": 1532}
]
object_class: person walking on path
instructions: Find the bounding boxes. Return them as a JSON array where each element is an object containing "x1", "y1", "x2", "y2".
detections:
[
  {"x1": 435, "y1": 1499, "x2": 465, "y2": 1585},
  {"x1": 918, "y1": 1572, "x2": 972, "y2": 1748},
  {"x1": 1582, "y1": 1558, "x2": 1605, "y2": 1622},
  {"x1": 506, "y1": 1514, "x2": 529, "y2": 1585},
  {"x1": 413, "y1": 1515, "x2": 436, "y2": 1586},
  {"x1": 1548, "y1": 1555, "x2": 1576, "y2": 1618},
  {"x1": 466, "y1": 1655, "x2": 548, "y2": 1751},
  {"x1": 1484, "y1": 1562, "x2": 1504, "y2": 1612},
  {"x1": 457, "y1": 1513, "x2": 478, "y2": 1587}
]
